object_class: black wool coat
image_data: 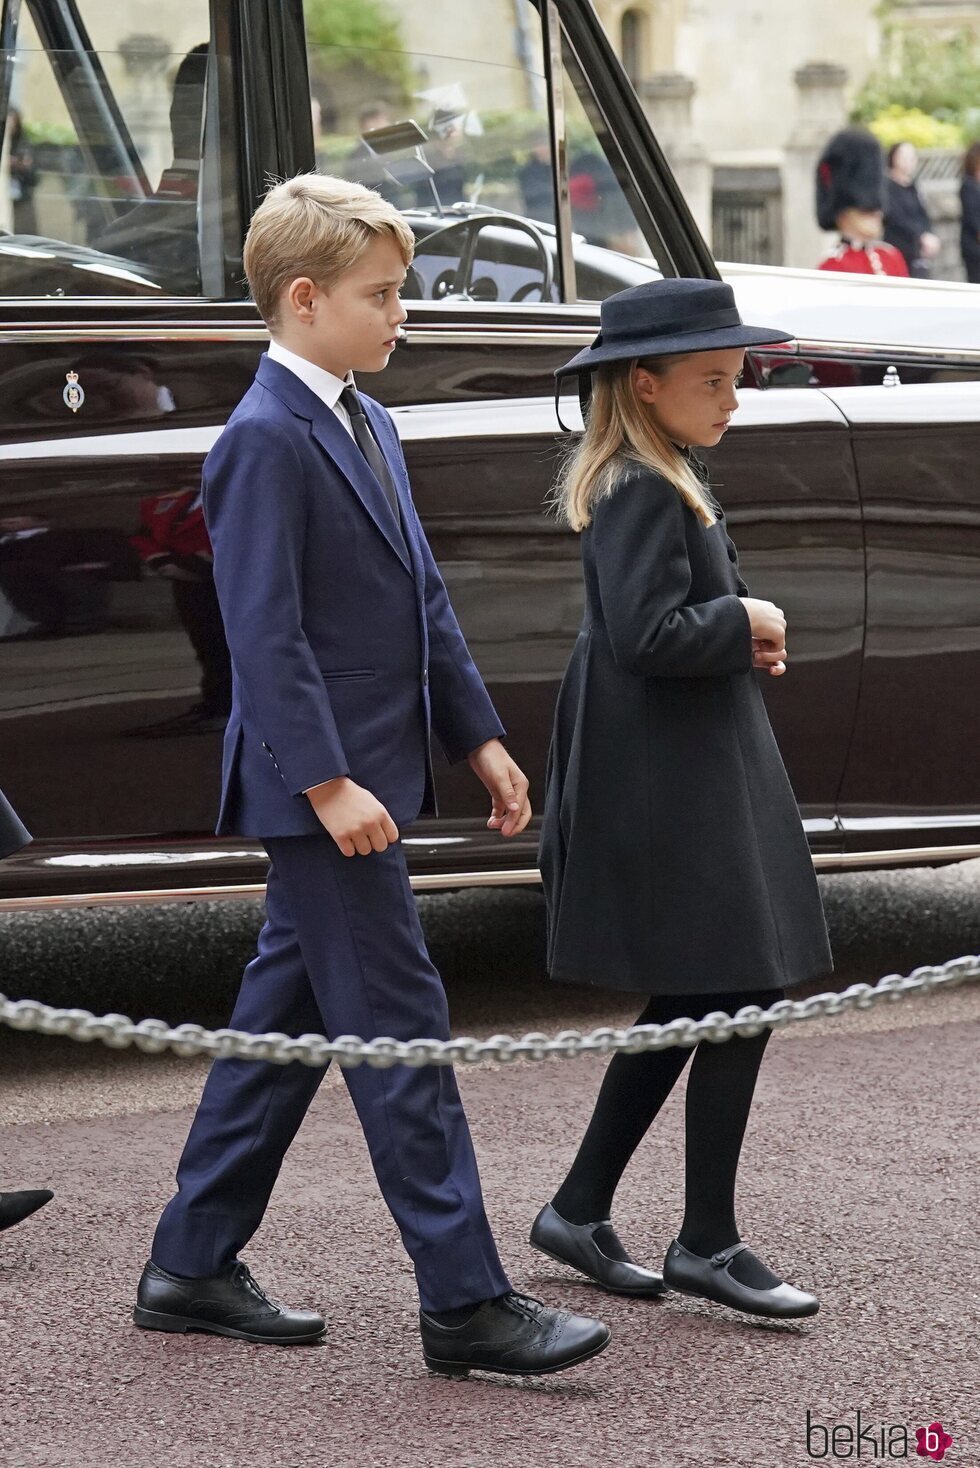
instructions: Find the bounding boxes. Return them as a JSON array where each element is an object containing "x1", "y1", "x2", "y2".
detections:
[
  {"x1": 0, "y1": 784, "x2": 31, "y2": 860},
  {"x1": 539, "y1": 465, "x2": 833, "y2": 997}
]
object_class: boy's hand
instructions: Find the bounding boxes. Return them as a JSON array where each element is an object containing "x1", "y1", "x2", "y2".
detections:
[
  {"x1": 467, "y1": 739, "x2": 531, "y2": 838},
  {"x1": 305, "y1": 777, "x2": 399, "y2": 857}
]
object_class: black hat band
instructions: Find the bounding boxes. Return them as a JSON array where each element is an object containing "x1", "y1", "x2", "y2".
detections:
[{"x1": 591, "y1": 303, "x2": 742, "y2": 353}]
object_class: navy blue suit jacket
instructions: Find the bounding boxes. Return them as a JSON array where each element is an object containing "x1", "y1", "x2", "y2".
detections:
[{"x1": 205, "y1": 354, "x2": 504, "y2": 838}]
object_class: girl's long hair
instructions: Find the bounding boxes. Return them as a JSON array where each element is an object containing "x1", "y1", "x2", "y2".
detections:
[{"x1": 552, "y1": 356, "x2": 717, "y2": 532}]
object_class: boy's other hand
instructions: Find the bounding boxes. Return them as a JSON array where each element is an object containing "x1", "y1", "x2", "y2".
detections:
[
  {"x1": 305, "y1": 777, "x2": 399, "y2": 857},
  {"x1": 467, "y1": 739, "x2": 531, "y2": 838}
]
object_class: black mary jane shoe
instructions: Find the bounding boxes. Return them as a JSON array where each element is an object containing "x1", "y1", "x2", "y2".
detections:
[
  {"x1": 662, "y1": 1239, "x2": 819, "y2": 1319},
  {"x1": 0, "y1": 1190, "x2": 54, "y2": 1233},
  {"x1": 529, "y1": 1202, "x2": 666, "y2": 1297},
  {"x1": 133, "y1": 1260, "x2": 326, "y2": 1344},
  {"x1": 419, "y1": 1290, "x2": 610, "y2": 1379}
]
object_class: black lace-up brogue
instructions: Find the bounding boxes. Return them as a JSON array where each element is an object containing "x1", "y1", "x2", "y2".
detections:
[
  {"x1": 419, "y1": 1290, "x2": 610, "y2": 1378},
  {"x1": 530, "y1": 1202, "x2": 667, "y2": 1297},
  {"x1": 662, "y1": 1239, "x2": 819, "y2": 1319},
  {"x1": 133, "y1": 1260, "x2": 326, "y2": 1344}
]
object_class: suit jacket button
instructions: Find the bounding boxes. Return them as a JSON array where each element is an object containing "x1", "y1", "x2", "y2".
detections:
[{"x1": 422, "y1": 668, "x2": 428, "y2": 685}]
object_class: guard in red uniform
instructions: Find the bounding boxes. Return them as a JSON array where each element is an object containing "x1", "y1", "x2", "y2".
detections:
[
  {"x1": 815, "y1": 128, "x2": 909, "y2": 278},
  {"x1": 128, "y1": 487, "x2": 231, "y2": 736}
]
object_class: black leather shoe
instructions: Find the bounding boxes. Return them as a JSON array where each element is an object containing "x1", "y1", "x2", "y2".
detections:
[
  {"x1": 133, "y1": 1260, "x2": 326, "y2": 1344},
  {"x1": 530, "y1": 1202, "x2": 666, "y2": 1297},
  {"x1": 420, "y1": 1291, "x2": 610, "y2": 1378},
  {"x1": 662, "y1": 1239, "x2": 819, "y2": 1319},
  {"x1": 0, "y1": 1189, "x2": 53, "y2": 1234}
]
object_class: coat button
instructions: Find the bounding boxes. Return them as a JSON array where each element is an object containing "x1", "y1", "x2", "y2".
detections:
[{"x1": 422, "y1": 667, "x2": 428, "y2": 685}]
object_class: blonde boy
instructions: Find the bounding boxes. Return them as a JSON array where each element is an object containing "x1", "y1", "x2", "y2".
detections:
[{"x1": 135, "y1": 175, "x2": 608, "y2": 1378}]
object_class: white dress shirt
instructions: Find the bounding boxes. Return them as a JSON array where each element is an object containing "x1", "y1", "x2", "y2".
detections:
[{"x1": 266, "y1": 339, "x2": 355, "y2": 439}]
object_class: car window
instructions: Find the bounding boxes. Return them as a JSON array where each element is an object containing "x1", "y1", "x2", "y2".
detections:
[
  {"x1": 0, "y1": 0, "x2": 232, "y2": 297},
  {"x1": 303, "y1": 0, "x2": 661, "y2": 305}
]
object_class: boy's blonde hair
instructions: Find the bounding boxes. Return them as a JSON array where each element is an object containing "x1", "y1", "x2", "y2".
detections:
[
  {"x1": 552, "y1": 356, "x2": 717, "y2": 532},
  {"x1": 243, "y1": 173, "x2": 415, "y2": 327}
]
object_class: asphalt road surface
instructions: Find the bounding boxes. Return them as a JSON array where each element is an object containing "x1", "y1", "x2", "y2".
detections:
[{"x1": 1, "y1": 864, "x2": 978, "y2": 1468}]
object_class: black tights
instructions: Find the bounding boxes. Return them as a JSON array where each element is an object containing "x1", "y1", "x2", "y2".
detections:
[{"x1": 551, "y1": 988, "x2": 784, "y2": 1289}]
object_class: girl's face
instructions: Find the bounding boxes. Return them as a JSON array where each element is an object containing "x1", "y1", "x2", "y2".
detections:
[{"x1": 633, "y1": 348, "x2": 745, "y2": 448}]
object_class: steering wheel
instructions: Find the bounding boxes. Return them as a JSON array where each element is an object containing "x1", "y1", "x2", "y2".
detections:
[{"x1": 412, "y1": 212, "x2": 555, "y2": 303}]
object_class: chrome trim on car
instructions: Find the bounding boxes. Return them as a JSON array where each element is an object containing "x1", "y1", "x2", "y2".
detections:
[
  {"x1": 792, "y1": 339, "x2": 980, "y2": 368},
  {"x1": 2, "y1": 844, "x2": 979, "y2": 912},
  {"x1": 1, "y1": 316, "x2": 978, "y2": 365},
  {"x1": 0, "y1": 867, "x2": 545, "y2": 913}
]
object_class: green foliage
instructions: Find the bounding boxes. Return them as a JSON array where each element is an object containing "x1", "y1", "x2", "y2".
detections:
[
  {"x1": 304, "y1": 0, "x2": 411, "y2": 90},
  {"x1": 22, "y1": 121, "x2": 78, "y2": 147},
  {"x1": 867, "y1": 105, "x2": 963, "y2": 152},
  {"x1": 852, "y1": 13, "x2": 980, "y2": 136}
]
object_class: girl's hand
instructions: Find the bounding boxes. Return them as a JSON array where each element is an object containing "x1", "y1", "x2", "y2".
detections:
[
  {"x1": 753, "y1": 638, "x2": 786, "y2": 676},
  {"x1": 740, "y1": 597, "x2": 786, "y2": 646}
]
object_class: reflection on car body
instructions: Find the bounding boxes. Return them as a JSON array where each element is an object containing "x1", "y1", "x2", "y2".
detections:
[{"x1": 0, "y1": 0, "x2": 979, "y2": 910}]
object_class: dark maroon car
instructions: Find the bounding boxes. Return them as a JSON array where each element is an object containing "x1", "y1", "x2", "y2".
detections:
[{"x1": 1, "y1": 0, "x2": 979, "y2": 908}]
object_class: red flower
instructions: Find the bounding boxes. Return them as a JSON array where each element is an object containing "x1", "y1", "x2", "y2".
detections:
[{"x1": 915, "y1": 1422, "x2": 953, "y2": 1461}]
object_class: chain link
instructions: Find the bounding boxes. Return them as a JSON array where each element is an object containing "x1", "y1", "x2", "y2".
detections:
[{"x1": 1, "y1": 954, "x2": 977, "y2": 1070}]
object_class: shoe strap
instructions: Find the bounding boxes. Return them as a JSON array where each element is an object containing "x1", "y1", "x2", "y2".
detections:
[{"x1": 710, "y1": 1242, "x2": 751, "y2": 1269}]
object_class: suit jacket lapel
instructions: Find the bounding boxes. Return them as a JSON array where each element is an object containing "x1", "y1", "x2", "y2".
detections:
[{"x1": 255, "y1": 355, "x2": 412, "y2": 575}]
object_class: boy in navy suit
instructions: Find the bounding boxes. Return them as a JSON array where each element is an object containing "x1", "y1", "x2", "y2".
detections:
[{"x1": 134, "y1": 175, "x2": 608, "y2": 1378}]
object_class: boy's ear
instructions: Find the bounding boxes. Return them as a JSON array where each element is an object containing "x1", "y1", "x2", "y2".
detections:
[{"x1": 285, "y1": 275, "x2": 319, "y2": 322}]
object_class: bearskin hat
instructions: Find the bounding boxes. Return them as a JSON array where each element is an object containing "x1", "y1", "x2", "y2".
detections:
[{"x1": 815, "y1": 127, "x2": 885, "y2": 231}]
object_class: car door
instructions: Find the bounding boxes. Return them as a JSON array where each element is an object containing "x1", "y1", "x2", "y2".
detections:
[
  {"x1": 823, "y1": 372, "x2": 980, "y2": 859},
  {"x1": 296, "y1": 0, "x2": 858, "y2": 877},
  {"x1": 0, "y1": 0, "x2": 273, "y2": 899}
]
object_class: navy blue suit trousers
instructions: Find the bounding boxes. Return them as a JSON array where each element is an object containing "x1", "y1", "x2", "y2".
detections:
[{"x1": 151, "y1": 837, "x2": 511, "y2": 1312}]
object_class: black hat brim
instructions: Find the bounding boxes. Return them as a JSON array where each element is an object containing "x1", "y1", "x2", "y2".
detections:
[{"x1": 555, "y1": 322, "x2": 795, "y2": 379}]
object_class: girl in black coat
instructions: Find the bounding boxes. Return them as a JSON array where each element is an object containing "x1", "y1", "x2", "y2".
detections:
[
  {"x1": 0, "y1": 784, "x2": 54, "y2": 1233},
  {"x1": 531, "y1": 279, "x2": 831, "y2": 1320}
]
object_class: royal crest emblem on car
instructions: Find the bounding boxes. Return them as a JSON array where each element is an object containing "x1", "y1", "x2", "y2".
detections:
[{"x1": 63, "y1": 370, "x2": 85, "y2": 414}]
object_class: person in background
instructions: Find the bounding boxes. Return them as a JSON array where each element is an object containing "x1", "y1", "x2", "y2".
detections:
[
  {"x1": 126, "y1": 486, "x2": 231, "y2": 738},
  {"x1": 816, "y1": 127, "x2": 909, "y2": 278},
  {"x1": 342, "y1": 102, "x2": 411, "y2": 208},
  {"x1": 417, "y1": 107, "x2": 467, "y2": 207},
  {"x1": 960, "y1": 142, "x2": 980, "y2": 285},
  {"x1": 884, "y1": 142, "x2": 941, "y2": 278},
  {"x1": 0, "y1": 783, "x2": 54, "y2": 1235},
  {"x1": 6, "y1": 109, "x2": 39, "y2": 235},
  {"x1": 518, "y1": 128, "x2": 555, "y2": 225}
]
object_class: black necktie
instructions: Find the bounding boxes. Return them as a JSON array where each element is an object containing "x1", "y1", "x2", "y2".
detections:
[{"x1": 339, "y1": 384, "x2": 404, "y2": 533}]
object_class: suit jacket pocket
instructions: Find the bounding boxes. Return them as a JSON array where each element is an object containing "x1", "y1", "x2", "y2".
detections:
[{"x1": 320, "y1": 669, "x2": 376, "y2": 683}]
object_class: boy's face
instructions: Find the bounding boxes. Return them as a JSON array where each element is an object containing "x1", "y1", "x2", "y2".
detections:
[{"x1": 276, "y1": 234, "x2": 409, "y2": 378}]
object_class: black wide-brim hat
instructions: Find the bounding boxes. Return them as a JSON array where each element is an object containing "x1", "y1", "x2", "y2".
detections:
[{"x1": 555, "y1": 278, "x2": 793, "y2": 380}]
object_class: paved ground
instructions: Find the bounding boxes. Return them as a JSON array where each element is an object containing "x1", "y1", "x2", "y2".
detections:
[{"x1": 1, "y1": 873, "x2": 978, "y2": 1468}]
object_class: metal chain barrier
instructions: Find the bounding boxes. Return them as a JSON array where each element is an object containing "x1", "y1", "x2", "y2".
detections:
[{"x1": 1, "y1": 954, "x2": 978, "y2": 1070}]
